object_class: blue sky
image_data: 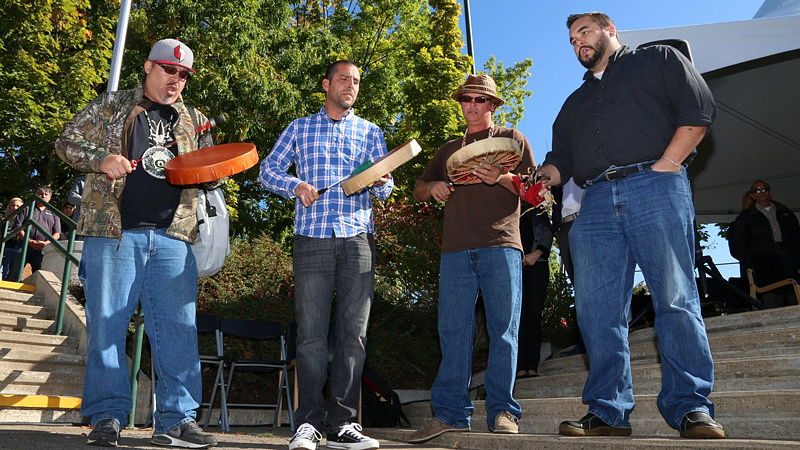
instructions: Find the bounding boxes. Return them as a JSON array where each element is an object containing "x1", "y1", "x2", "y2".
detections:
[{"x1": 456, "y1": 0, "x2": 765, "y2": 272}]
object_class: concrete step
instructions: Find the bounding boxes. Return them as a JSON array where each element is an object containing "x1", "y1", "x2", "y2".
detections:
[
  {"x1": 542, "y1": 325, "x2": 800, "y2": 377},
  {"x1": 0, "y1": 289, "x2": 40, "y2": 304},
  {"x1": 396, "y1": 392, "x2": 800, "y2": 444},
  {"x1": 0, "y1": 407, "x2": 83, "y2": 424},
  {"x1": 0, "y1": 369, "x2": 85, "y2": 397},
  {"x1": 628, "y1": 305, "x2": 800, "y2": 347},
  {"x1": 0, "y1": 330, "x2": 80, "y2": 354},
  {"x1": 372, "y1": 427, "x2": 800, "y2": 449},
  {"x1": 0, "y1": 314, "x2": 55, "y2": 333},
  {"x1": 0, "y1": 301, "x2": 52, "y2": 319},
  {"x1": 0, "y1": 349, "x2": 86, "y2": 367},
  {"x1": 516, "y1": 354, "x2": 799, "y2": 398}
]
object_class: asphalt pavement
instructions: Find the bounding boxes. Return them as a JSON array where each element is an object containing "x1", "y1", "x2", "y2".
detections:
[{"x1": 0, "y1": 424, "x2": 448, "y2": 450}]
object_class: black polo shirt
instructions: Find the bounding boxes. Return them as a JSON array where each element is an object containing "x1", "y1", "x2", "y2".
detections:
[{"x1": 544, "y1": 45, "x2": 716, "y2": 187}]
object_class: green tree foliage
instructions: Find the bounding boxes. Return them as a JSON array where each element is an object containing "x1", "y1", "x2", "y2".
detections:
[{"x1": 0, "y1": 0, "x2": 116, "y2": 204}]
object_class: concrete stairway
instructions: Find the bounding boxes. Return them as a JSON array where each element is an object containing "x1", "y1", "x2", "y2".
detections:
[
  {"x1": 372, "y1": 305, "x2": 800, "y2": 449},
  {"x1": 0, "y1": 282, "x2": 85, "y2": 423}
]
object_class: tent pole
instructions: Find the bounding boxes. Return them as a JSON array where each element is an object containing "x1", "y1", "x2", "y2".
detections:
[
  {"x1": 107, "y1": 0, "x2": 133, "y2": 93},
  {"x1": 463, "y1": 0, "x2": 476, "y2": 74}
]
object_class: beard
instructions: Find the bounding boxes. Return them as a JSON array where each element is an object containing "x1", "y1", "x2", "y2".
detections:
[{"x1": 578, "y1": 34, "x2": 610, "y2": 70}]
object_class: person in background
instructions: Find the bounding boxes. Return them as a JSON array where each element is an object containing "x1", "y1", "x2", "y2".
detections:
[
  {"x1": 551, "y1": 179, "x2": 586, "y2": 357},
  {"x1": 56, "y1": 39, "x2": 218, "y2": 448},
  {"x1": 60, "y1": 202, "x2": 76, "y2": 236},
  {"x1": 67, "y1": 175, "x2": 86, "y2": 226},
  {"x1": 10, "y1": 186, "x2": 61, "y2": 279},
  {"x1": 1, "y1": 197, "x2": 24, "y2": 280},
  {"x1": 730, "y1": 180, "x2": 800, "y2": 307},
  {"x1": 540, "y1": 12, "x2": 723, "y2": 439},
  {"x1": 516, "y1": 208, "x2": 552, "y2": 378},
  {"x1": 260, "y1": 59, "x2": 393, "y2": 450}
]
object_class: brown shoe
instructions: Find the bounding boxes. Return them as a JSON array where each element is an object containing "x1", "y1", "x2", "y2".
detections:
[
  {"x1": 408, "y1": 418, "x2": 469, "y2": 444},
  {"x1": 493, "y1": 411, "x2": 519, "y2": 434},
  {"x1": 680, "y1": 412, "x2": 725, "y2": 439},
  {"x1": 559, "y1": 413, "x2": 632, "y2": 436}
]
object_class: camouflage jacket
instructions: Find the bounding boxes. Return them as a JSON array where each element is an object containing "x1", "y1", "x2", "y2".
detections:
[{"x1": 55, "y1": 83, "x2": 214, "y2": 243}]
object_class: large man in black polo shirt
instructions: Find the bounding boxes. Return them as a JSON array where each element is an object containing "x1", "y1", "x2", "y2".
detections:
[{"x1": 540, "y1": 12, "x2": 724, "y2": 439}]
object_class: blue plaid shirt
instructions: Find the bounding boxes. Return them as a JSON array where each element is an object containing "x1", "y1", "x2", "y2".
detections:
[{"x1": 259, "y1": 107, "x2": 394, "y2": 238}]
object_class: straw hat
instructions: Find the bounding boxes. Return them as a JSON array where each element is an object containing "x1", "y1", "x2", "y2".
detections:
[{"x1": 451, "y1": 74, "x2": 504, "y2": 106}]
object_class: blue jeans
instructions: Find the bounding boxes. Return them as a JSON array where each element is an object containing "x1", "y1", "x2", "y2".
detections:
[
  {"x1": 570, "y1": 164, "x2": 715, "y2": 429},
  {"x1": 1, "y1": 245, "x2": 21, "y2": 280},
  {"x1": 79, "y1": 230, "x2": 201, "y2": 433},
  {"x1": 431, "y1": 247, "x2": 522, "y2": 430},
  {"x1": 292, "y1": 233, "x2": 375, "y2": 433}
]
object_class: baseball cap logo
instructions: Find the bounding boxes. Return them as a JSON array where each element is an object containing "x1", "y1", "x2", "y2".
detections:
[{"x1": 173, "y1": 45, "x2": 185, "y2": 62}]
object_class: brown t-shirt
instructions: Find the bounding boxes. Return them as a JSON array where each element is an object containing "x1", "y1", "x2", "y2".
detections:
[{"x1": 417, "y1": 126, "x2": 535, "y2": 254}]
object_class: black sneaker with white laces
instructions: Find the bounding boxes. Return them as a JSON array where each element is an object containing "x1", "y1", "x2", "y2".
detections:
[
  {"x1": 87, "y1": 418, "x2": 120, "y2": 447},
  {"x1": 151, "y1": 420, "x2": 218, "y2": 448},
  {"x1": 326, "y1": 423, "x2": 379, "y2": 450}
]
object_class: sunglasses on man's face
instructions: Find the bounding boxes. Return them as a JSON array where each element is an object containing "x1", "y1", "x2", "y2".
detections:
[
  {"x1": 158, "y1": 63, "x2": 192, "y2": 80},
  {"x1": 752, "y1": 186, "x2": 771, "y2": 194},
  {"x1": 457, "y1": 95, "x2": 492, "y2": 104}
]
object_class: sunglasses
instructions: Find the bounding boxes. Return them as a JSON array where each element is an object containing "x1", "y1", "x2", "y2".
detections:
[
  {"x1": 752, "y1": 186, "x2": 771, "y2": 194},
  {"x1": 158, "y1": 63, "x2": 192, "y2": 80},
  {"x1": 457, "y1": 95, "x2": 492, "y2": 104}
]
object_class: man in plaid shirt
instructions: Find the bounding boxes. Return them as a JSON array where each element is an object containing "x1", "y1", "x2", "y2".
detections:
[{"x1": 260, "y1": 59, "x2": 393, "y2": 450}]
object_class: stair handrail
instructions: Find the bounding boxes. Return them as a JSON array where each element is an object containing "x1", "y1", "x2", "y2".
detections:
[{"x1": 1, "y1": 195, "x2": 79, "y2": 335}]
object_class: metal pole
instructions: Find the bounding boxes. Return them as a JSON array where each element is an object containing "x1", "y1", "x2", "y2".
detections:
[
  {"x1": 463, "y1": 0, "x2": 476, "y2": 74},
  {"x1": 107, "y1": 0, "x2": 133, "y2": 92}
]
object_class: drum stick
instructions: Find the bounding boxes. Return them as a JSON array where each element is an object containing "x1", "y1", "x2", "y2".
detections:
[{"x1": 318, "y1": 161, "x2": 374, "y2": 195}]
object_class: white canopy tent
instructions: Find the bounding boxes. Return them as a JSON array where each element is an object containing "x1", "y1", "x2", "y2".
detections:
[{"x1": 620, "y1": 5, "x2": 800, "y2": 223}]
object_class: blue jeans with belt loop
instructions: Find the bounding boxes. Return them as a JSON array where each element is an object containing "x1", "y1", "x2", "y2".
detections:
[
  {"x1": 79, "y1": 229, "x2": 201, "y2": 434},
  {"x1": 569, "y1": 163, "x2": 715, "y2": 430},
  {"x1": 431, "y1": 246, "x2": 522, "y2": 430}
]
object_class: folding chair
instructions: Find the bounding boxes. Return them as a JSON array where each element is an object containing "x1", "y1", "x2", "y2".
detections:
[
  {"x1": 197, "y1": 314, "x2": 230, "y2": 432},
  {"x1": 746, "y1": 256, "x2": 800, "y2": 306},
  {"x1": 217, "y1": 318, "x2": 294, "y2": 430}
]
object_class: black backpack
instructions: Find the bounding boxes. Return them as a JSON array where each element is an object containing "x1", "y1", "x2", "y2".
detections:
[{"x1": 360, "y1": 364, "x2": 410, "y2": 428}]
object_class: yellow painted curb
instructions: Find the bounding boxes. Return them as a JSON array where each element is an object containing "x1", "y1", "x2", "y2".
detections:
[
  {"x1": 0, "y1": 281, "x2": 36, "y2": 292},
  {"x1": 0, "y1": 394, "x2": 81, "y2": 409}
]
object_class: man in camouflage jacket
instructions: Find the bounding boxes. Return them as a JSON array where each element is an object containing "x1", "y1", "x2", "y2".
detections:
[{"x1": 55, "y1": 39, "x2": 218, "y2": 449}]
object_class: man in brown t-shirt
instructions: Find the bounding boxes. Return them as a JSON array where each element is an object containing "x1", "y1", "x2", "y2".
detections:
[{"x1": 409, "y1": 74, "x2": 534, "y2": 443}]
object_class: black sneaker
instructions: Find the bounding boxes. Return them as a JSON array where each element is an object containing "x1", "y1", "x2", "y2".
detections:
[
  {"x1": 326, "y1": 423, "x2": 379, "y2": 449},
  {"x1": 87, "y1": 418, "x2": 120, "y2": 447},
  {"x1": 151, "y1": 420, "x2": 218, "y2": 448}
]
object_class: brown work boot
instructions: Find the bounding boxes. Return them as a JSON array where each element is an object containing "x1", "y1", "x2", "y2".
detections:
[{"x1": 408, "y1": 418, "x2": 469, "y2": 444}]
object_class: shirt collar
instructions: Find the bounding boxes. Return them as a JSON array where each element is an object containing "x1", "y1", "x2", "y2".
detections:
[
  {"x1": 582, "y1": 45, "x2": 629, "y2": 81},
  {"x1": 319, "y1": 106, "x2": 354, "y2": 122}
]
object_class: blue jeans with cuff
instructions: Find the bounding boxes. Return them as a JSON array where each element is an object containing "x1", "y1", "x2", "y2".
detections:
[
  {"x1": 570, "y1": 164, "x2": 715, "y2": 430},
  {"x1": 79, "y1": 229, "x2": 201, "y2": 434}
]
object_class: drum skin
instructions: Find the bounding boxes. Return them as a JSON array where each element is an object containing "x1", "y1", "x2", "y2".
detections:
[
  {"x1": 165, "y1": 143, "x2": 258, "y2": 185},
  {"x1": 446, "y1": 137, "x2": 522, "y2": 185}
]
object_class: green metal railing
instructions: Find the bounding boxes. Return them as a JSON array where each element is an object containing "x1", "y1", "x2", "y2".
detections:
[
  {"x1": 2, "y1": 196, "x2": 152, "y2": 427},
  {"x1": 1, "y1": 195, "x2": 79, "y2": 335}
]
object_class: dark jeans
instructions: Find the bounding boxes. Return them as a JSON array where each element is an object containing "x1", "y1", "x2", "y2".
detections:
[
  {"x1": 292, "y1": 233, "x2": 375, "y2": 433},
  {"x1": 1, "y1": 245, "x2": 21, "y2": 280},
  {"x1": 7, "y1": 246, "x2": 43, "y2": 281},
  {"x1": 517, "y1": 261, "x2": 549, "y2": 372}
]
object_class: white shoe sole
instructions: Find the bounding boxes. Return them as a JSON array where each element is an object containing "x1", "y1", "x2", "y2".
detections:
[{"x1": 150, "y1": 435, "x2": 214, "y2": 449}]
